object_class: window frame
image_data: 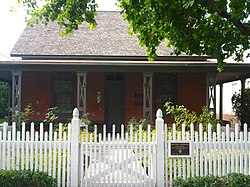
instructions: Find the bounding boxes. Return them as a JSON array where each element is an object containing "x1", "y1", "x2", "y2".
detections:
[{"x1": 52, "y1": 72, "x2": 75, "y2": 117}]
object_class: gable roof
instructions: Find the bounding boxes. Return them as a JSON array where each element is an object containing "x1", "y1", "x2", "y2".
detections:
[{"x1": 11, "y1": 11, "x2": 208, "y2": 61}]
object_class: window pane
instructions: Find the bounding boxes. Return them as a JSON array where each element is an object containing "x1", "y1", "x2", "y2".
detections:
[
  {"x1": 155, "y1": 73, "x2": 176, "y2": 110},
  {"x1": 53, "y1": 73, "x2": 74, "y2": 114}
]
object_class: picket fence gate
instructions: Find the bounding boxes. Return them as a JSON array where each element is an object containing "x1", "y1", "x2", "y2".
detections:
[{"x1": 1, "y1": 108, "x2": 250, "y2": 187}]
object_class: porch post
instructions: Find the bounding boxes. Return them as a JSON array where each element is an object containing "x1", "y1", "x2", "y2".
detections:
[
  {"x1": 143, "y1": 73, "x2": 153, "y2": 122},
  {"x1": 240, "y1": 78, "x2": 246, "y2": 129},
  {"x1": 206, "y1": 73, "x2": 216, "y2": 119},
  {"x1": 11, "y1": 71, "x2": 22, "y2": 113},
  {"x1": 219, "y1": 83, "x2": 223, "y2": 121},
  {"x1": 77, "y1": 72, "x2": 87, "y2": 116}
]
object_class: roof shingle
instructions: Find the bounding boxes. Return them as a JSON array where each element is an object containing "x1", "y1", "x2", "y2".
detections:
[{"x1": 11, "y1": 11, "x2": 174, "y2": 58}]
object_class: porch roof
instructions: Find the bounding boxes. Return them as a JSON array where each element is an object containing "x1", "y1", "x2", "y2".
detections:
[{"x1": 1, "y1": 60, "x2": 250, "y2": 84}]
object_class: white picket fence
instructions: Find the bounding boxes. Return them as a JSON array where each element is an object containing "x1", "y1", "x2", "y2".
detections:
[
  {"x1": 0, "y1": 108, "x2": 250, "y2": 187},
  {"x1": 0, "y1": 122, "x2": 71, "y2": 187}
]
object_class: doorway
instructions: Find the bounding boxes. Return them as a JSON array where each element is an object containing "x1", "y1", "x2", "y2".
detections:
[{"x1": 105, "y1": 74, "x2": 125, "y2": 133}]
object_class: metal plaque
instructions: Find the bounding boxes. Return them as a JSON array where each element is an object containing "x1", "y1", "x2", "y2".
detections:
[{"x1": 168, "y1": 140, "x2": 192, "y2": 158}]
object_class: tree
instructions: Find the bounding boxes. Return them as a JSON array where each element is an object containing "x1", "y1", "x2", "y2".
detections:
[
  {"x1": 0, "y1": 82, "x2": 8, "y2": 118},
  {"x1": 18, "y1": 0, "x2": 97, "y2": 35},
  {"x1": 18, "y1": 0, "x2": 250, "y2": 71},
  {"x1": 118, "y1": 0, "x2": 250, "y2": 71}
]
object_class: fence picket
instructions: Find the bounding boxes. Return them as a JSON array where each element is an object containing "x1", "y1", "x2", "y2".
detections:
[
  {"x1": 204, "y1": 132, "x2": 208, "y2": 176},
  {"x1": 16, "y1": 131, "x2": 20, "y2": 170},
  {"x1": 62, "y1": 132, "x2": 67, "y2": 187},
  {"x1": 240, "y1": 132, "x2": 243, "y2": 173},
  {"x1": 199, "y1": 124, "x2": 204, "y2": 177},
  {"x1": 221, "y1": 132, "x2": 226, "y2": 176},
  {"x1": 44, "y1": 132, "x2": 48, "y2": 173},
  {"x1": 57, "y1": 123, "x2": 62, "y2": 187},
  {"x1": 11, "y1": 122, "x2": 16, "y2": 170},
  {"x1": 231, "y1": 132, "x2": 235, "y2": 173},
  {"x1": 7, "y1": 131, "x2": 11, "y2": 170},
  {"x1": 244, "y1": 124, "x2": 248, "y2": 175},
  {"x1": 25, "y1": 131, "x2": 29, "y2": 170},
  {"x1": 35, "y1": 131, "x2": 38, "y2": 171}
]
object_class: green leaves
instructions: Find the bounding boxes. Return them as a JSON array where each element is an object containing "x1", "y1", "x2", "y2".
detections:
[
  {"x1": 165, "y1": 102, "x2": 219, "y2": 131},
  {"x1": 118, "y1": 0, "x2": 250, "y2": 70},
  {"x1": 182, "y1": 0, "x2": 195, "y2": 9},
  {"x1": 0, "y1": 170, "x2": 57, "y2": 187},
  {"x1": 174, "y1": 173, "x2": 250, "y2": 187},
  {"x1": 24, "y1": 0, "x2": 97, "y2": 36}
]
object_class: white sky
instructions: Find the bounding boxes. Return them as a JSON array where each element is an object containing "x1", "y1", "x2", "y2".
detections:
[{"x1": 0, "y1": 0, "x2": 118, "y2": 60}]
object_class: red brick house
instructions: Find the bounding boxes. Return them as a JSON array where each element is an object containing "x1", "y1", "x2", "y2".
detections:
[{"x1": 1, "y1": 11, "x2": 250, "y2": 131}]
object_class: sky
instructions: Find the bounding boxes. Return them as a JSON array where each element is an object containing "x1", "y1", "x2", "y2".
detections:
[{"x1": 0, "y1": 0, "x2": 119, "y2": 60}]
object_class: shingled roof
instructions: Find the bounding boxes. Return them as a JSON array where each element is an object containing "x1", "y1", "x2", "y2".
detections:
[{"x1": 10, "y1": 11, "x2": 181, "y2": 59}]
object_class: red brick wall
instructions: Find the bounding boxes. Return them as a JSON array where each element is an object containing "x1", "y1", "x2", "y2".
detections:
[
  {"x1": 125, "y1": 73, "x2": 143, "y2": 124},
  {"x1": 177, "y1": 73, "x2": 206, "y2": 115},
  {"x1": 22, "y1": 71, "x2": 52, "y2": 121},
  {"x1": 21, "y1": 71, "x2": 206, "y2": 124},
  {"x1": 86, "y1": 72, "x2": 105, "y2": 123}
]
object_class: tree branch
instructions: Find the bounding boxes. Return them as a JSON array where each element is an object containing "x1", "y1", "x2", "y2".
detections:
[{"x1": 206, "y1": 0, "x2": 250, "y2": 36}]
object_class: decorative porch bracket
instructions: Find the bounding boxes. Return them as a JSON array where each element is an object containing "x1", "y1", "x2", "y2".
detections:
[
  {"x1": 143, "y1": 73, "x2": 153, "y2": 123},
  {"x1": 206, "y1": 73, "x2": 216, "y2": 119},
  {"x1": 12, "y1": 71, "x2": 22, "y2": 113},
  {"x1": 77, "y1": 72, "x2": 87, "y2": 115}
]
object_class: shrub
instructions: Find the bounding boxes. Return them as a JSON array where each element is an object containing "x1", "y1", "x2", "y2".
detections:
[
  {"x1": 165, "y1": 102, "x2": 220, "y2": 131},
  {"x1": 80, "y1": 113, "x2": 95, "y2": 133},
  {"x1": 43, "y1": 107, "x2": 58, "y2": 124},
  {"x1": 0, "y1": 82, "x2": 8, "y2": 118},
  {"x1": 0, "y1": 169, "x2": 57, "y2": 187},
  {"x1": 232, "y1": 88, "x2": 250, "y2": 128},
  {"x1": 10, "y1": 104, "x2": 34, "y2": 129},
  {"x1": 126, "y1": 117, "x2": 151, "y2": 134},
  {"x1": 173, "y1": 173, "x2": 250, "y2": 187}
]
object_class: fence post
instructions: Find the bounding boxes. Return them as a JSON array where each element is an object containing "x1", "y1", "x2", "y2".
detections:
[
  {"x1": 71, "y1": 108, "x2": 80, "y2": 187},
  {"x1": 156, "y1": 109, "x2": 164, "y2": 187}
]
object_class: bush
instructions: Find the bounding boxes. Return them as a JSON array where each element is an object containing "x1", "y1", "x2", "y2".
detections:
[
  {"x1": 0, "y1": 82, "x2": 8, "y2": 118},
  {"x1": 165, "y1": 102, "x2": 220, "y2": 131},
  {"x1": 0, "y1": 169, "x2": 57, "y2": 187},
  {"x1": 174, "y1": 173, "x2": 250, "y2": 187},
  {"x1": 126, "y1": 117, "x2": 151, "y2": 134},
  {"x1": 232, "y1": 88, "x2": 250, "y2": 127}
]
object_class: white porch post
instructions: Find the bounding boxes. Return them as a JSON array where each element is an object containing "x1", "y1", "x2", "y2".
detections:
[
  {"x1": 12, "y1": 71, "x2": 22, "y2": 113},
  {"x1": 71, "y1": 108, "x2": 80, "y2": 187},
  {"x1": 156, "y1": 109, "x2": 164, "y2": 187},
  {"x1": 206, "y1": 73, "x2": 216, "y2": 119},
  {"x1": 77, "y1": 72, "x2": 87, "y2": 115},
  {"x1": 143, "y1": 73, "x2": 153, "y2": 122}
]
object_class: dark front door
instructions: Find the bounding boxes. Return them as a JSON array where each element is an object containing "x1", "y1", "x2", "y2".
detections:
[{"x1": 105, "y1": 74, "x2": 125, "y2": 133}]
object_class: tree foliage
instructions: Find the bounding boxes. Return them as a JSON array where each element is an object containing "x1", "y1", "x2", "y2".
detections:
[
  {"x1": 0, "y1": 82, "x2": 8, "y2": 118},
  {"x1": 232, "y1": 88, "x2": 250, "y2": 123},
  {"x1": 18, "y1": 0, "x2": 97, "y2": 35},
  {"x1": 18, "y1": 0, "x2": 250, "y2": 71},
  {"x1": 118, "y1": 0, "x2": 250, "y2": 71}
]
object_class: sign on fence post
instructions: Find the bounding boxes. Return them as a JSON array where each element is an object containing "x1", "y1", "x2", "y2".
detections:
[
  {"x1": 156, "y1": 109, "x2": 164, "y2": 187},
  {"x1": 71, "y1": 108, "x2": 80, "y2": 187}
]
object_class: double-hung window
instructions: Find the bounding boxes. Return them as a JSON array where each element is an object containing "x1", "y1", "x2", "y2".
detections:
[{"x1": 53, "y1": 72, "x2": 74, "y2": 116}]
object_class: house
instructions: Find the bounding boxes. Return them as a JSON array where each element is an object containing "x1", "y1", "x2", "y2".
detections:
[{"x1": 1, "y1": 11, "x2": 250, "y2": 131}]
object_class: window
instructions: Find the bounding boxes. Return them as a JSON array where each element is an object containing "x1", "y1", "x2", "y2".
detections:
[
  {"x1": 155, "y1": 73, "x2": 176, "y2": 110},
  {"x1": 53, "y1": 72, "x2": 74, "y2": 116}
]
